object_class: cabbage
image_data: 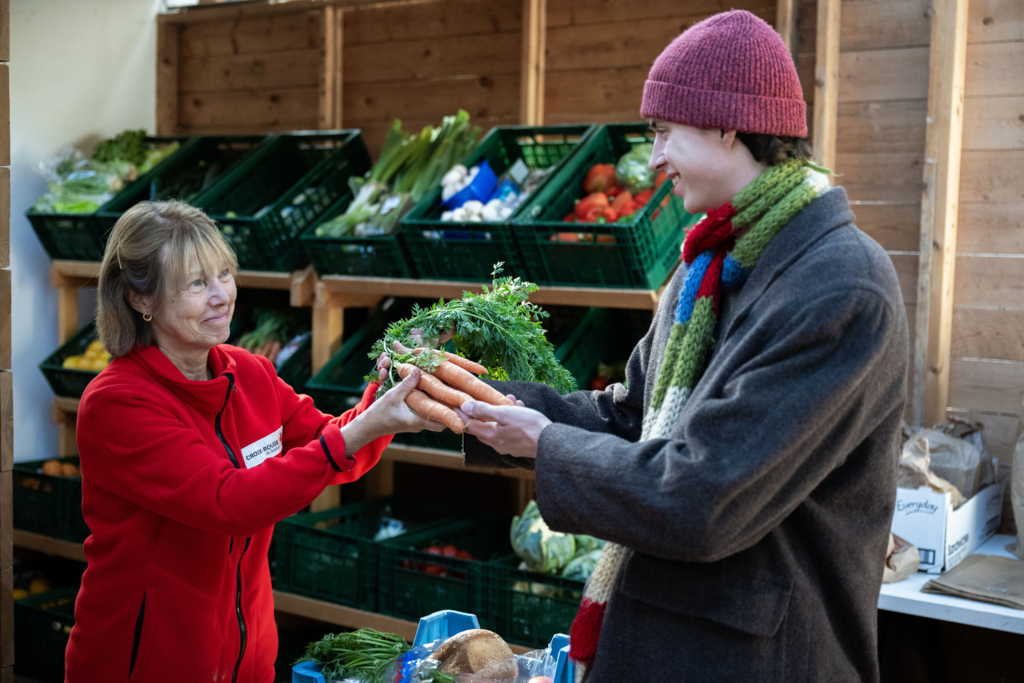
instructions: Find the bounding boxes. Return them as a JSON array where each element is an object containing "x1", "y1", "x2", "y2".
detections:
[
  {"x1": 615, "y1": 143, "x2": 656, "y2": 193},
  {"x1": 511, "y1": 501, "x2": 576, "y2": 573},
  {"x1": 561, "y1": 549, "x2": 604, "y2": 582}
]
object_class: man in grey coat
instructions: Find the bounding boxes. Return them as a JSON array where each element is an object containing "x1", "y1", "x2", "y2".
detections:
[{"x1": 456, "y1": 11, "x2": 908, "y2": 683}]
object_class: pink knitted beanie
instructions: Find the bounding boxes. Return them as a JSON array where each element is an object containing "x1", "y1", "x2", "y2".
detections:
[{"x1": 640, "y1": 10, "x2": 807, "y2": 137}]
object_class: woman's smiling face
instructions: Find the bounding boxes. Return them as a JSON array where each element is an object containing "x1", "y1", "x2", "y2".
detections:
[{"x1": 150, "y1": 246, "x2": 237, "y2": 356}]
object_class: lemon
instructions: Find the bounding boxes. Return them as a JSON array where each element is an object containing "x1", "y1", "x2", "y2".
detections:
[
  {"x1": 62, "y1": 355, "x2": 83, "y2": 369},
  {"x1": 29, "y1": 577, "x2": 52, "y2": 596},
  {"x1": 12, "y1": 588, "x2": 28, "y2": 600}
]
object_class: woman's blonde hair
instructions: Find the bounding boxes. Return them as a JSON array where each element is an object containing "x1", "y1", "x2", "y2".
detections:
[{"x1": 97, "y1": 200, "x2": 237, "y2": 357}]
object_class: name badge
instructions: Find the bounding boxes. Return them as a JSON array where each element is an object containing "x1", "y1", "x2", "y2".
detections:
[{"x1": 241, "y1": 427, "x2": 283, "y2": 469}]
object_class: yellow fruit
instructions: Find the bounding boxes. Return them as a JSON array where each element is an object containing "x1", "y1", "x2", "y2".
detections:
[
  {"x1": 87, "y1": 340, "x2": 104, "y2": 353},
  {"x1": 62, "y1": 355, "x2": 83, "y2": 369},
  {"x1": 12, "y1": 588, "x2": 28, "y2": 600},
  {"x1": 61, "y1": 462, "x2": 80, "y2": 478},
  {"x1": 41, "y1": 460, "x2": 62, "y2": 477},
  {"x1": 82, "y1": 358, "x2": 106, "y2": 372},
  {"x1": 29, "y1": 577, "x2": 52, "y2": 596}
]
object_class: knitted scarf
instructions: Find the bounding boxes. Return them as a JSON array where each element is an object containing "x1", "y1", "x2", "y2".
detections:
[{"x1": 568, "y1": 159, "x2": 831, "y2": 680}]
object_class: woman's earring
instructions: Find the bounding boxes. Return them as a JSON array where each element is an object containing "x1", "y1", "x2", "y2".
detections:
[{"x1": 143, "y1": 313, "x2": 153, "y2": 322}]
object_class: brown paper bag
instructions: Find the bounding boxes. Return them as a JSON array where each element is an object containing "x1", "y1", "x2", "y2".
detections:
[
  {"x1": 898, "y1": 434, "x2": 965, "y2": 508},
  {"x1": 915, "y1": 427, "x2": 983, "y2": 499},
  {"x1": 922, "y1": 554, "x2": 1024, "y2": 610},
  {"x1": 1008, "y1": 398, "x2": 1024, "y2": 559},
  {"x1": 882, "y1": 533, "x2": 920, "y2": 583}
]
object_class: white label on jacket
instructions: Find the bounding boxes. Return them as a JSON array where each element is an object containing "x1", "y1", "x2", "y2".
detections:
[{"x1": 241, "y1": 427, "x2": 283, "y2": 469}]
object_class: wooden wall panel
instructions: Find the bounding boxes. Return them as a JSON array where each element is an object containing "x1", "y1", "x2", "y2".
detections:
[
  {"x1": 546, "y1": 0, "x2": 775, "y2": 27},
  {"x1": 963, "y1": 95, "x2": 1024, "y2": 150},
  {"x1": 343, "y1": 0, "x2": 521, "y2": 156},
  {"x1": 0, "y1": 168, "x2": 7, "y2": 269},
  {"x1": 959, "y1": 150, "x2": 1024, "y2": 203},
  {"x1": 967, "y1": 0, "x2": 1024, "y2": 44},
  {"x1": 838, "y1": 48, "x2": 929, "y2": 102},
  {"x1": 836, "y1": 100, "x2": 927, "y2": 153},
  {"x1": 851, "y1": 203, "x2": 921, "y2": 252},
  {"x1": 835, "y1": 152, "x2": 924, "y2": 202},
  {"x1": 965, "y1": 42, "x2": 1024, "y2": 98},
  {"x1": 956, "y1": 203, "x2": 1024, "y2": 253},
  {"x1": 178, "y1": 88, "x2": 320, "y2": 133},
  {"x1": 798, "y1": 0, "x2": 930, "y2": 52},
  {"x1": 178, "y1": 50, "x2": 322, "y2": 93},
  {"x1": 951, "y1": 308, "x2": 1024, "y2": 362},
  {"x1": 177, "y1": 12, "x2": 323, "y2": 58}
]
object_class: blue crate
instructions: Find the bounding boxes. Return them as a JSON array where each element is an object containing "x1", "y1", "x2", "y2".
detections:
[{"x1": 292, "y1": 609, "x2": 575, "y2": 683}]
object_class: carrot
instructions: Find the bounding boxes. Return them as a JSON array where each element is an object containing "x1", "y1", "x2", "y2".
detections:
[
  {"x1": 432, "y1": 361, "x2": 514, "y2": 406},
  {"x1": 405, "y1": 389, "x2": 466, "y2": 434},
  {"x1": 412, "y1": 349, "x2": 488, "y2": 375},
  {"x1": 396, "y1": 363, "x2": 474, "y2": 409}
]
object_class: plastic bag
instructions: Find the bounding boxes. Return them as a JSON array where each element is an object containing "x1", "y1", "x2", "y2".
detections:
[
  {"x1": 1008, "y1": 397, "x2": 1024, "y2": 559},
  {"x1": 33, "y1": 148, "x2": 122, "y2": 214},
  {"x1": 373, "y1": 506, "x2": 409, "y2": 543},
  {"x1": 614, "y1": 143, "x2": 655, "y2": 193}
]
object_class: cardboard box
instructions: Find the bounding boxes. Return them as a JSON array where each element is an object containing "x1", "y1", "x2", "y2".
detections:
[{"x1": 891, "y1": 468, "x2": 1006, "y2": 573}]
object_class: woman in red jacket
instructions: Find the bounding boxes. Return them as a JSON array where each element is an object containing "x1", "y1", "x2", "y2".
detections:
[{"x1": 65, "y1": 200, "x2": 443, "y2": 682}]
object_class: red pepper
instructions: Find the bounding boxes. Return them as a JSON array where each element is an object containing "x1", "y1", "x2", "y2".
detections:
[
  {"x1": 610, "y1": 190, "x2": 633, "y2": 214},
  {"x1": 634, "y1": 189, "x2": 654, "y2": 206},
  {"x1": 563, "y1": 213, "x2": 576, "y2": 223},
  {"x1": 601, "y1": 207, "x2": 618, "y2": 222},
  {"x1": 583, "y1": 164, "x2": 616, "y2": 193},
  {"x1": 605, "y1": 185, "x2": 622, "y2": 199},
  {"x1": 575, "y1": 192, "x2": 609, "y2": 219},
  {"x1": 589, "y1": 376, "x2": 610, "y2": 391},
  {"x1": 655, "y1": 171, "x2": 667, "y2": 188},
  {"x1": 581, "y1": 206, "x2": 605, "y2": 223}
]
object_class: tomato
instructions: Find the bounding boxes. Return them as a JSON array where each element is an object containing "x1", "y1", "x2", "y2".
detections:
[
  {"x1": 442, "y1": 545, "x2": 458, "y2": 558},
  {"x1": 589, "y1": 376, "x2": 610, "y2": 391},
  {"x1": 634, "y1": 189, "x2": 654, "y2": 206},
  {"x1": 422, "y1": 564, "x2": 446, "y2": 576},
  {"x1": 575, "y1": 192, "x2": 609, "y2": 219},
  {"x1": 610, "y1": 190, "x2": 633, "y2": 214},
  {"x1": 581, "y1": 206, "x2": 604, "y2": 223},
  {"x1": 563, "y1": 213, "x2": 576, "y2": 223},
  {"x1": 455, "y1": 550, "x2": 476, "y2": 561},
  {"x1": 425, "y1": 545, "x2": 442, "y2": 555},
  {"x1": 583, "y1": 164, "x2": 616, "y2": 194},
  {"x1": 401, "y1": 560, "x2": 413, "y2": 570},
  {"x1": 605, "y1": 185, "x2": 622, "y2": 198}
]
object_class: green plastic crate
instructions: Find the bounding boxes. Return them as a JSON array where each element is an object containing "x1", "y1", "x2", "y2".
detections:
[
  {"x1": 38, "y1": 320, "x2": 106, "y2": 399},
  {"x1": 276, "y1": 332, "x2": 313, "y2": 392},
  {"x1": 272, "y1": 497, "x2": 463, "y2": 611},
  {"x1": 27, "y1": 135, "x2": 194, "y2": 262},
  {"x1": 400, "y1": 125, "x2": 596, "y2": 282},
  {"x1": 300, "y1": 194, "x2": 417, "y2": 279},
  {"x1": 15, "y1": 585, "x2": 78, "y2": 682},
  {"x1": 515, "y1": 122, "x2": 701, "y2": 289},
  {"x1": 487, "y1": 554, "x2": 585, "y2": 649},
  {"x1": 378, "y1": 516, "x2": 508, "y2": 625},
  {"x1": 196, "y1": 131, "x2": 371, "y2": 272},
  {"x1": 98, "y1": 134, "x2": 267, "y2": 214},
  {"x1": 12, "y1": 456, "x2": 88, "y2": 543}
]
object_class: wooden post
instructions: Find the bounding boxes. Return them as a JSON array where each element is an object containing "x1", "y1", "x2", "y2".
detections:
[
  {"x1": 0, "y1": 0, "x2": 10, "y2": 673},
  {"x1": 913, "y1": 0, "x2": 970, "y2": 427},
  {"x1": 520, "y1": 0, "x2": 546, "y2": 125},
  {"x1": 312, "y1": 283, "x2": 344, "y2": 375},
  {"x1": 156, "y1": 22, "x2": 180, "y2": 136},
  {"x1": 813, "y1": 0, "x2": 840, "y2": 174},
  {"x1": 317, "y1": 7, "x2": 344, "y2": 130},
  {"x1": 776, "y1": 0, "x2": 799, "y2": 55}
]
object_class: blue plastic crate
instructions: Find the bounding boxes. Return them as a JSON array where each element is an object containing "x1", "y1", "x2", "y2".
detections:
[{"x1": 292, "y1": 609, "x2": 575, "y2": 683}]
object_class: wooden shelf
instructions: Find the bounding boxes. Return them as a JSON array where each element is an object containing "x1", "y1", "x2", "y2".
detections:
[
  {"x1": 10, "y1": 529, "x2": 532, "y2": 652},
  {"x1": 52, "y1": 396, "x2": 80, "y2": 415},
  {"x1": 12, "y1": 530, "x2": 86, "y2": 563},
  {"x1": 383, "y1": 443, "x2": 533, "y2": 480},
  {"x1": 319, "y1": 274, "x2": 665, "y2": 311}
]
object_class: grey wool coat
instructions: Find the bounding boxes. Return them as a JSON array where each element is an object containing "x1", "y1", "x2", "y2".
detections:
[{"x1": 464, "y1": 187, "x2": 909, "y2": 683}]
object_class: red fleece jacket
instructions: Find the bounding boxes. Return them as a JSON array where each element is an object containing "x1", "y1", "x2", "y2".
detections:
[{"x1": 65, "y1": 343, "x2": 390, "y2": 682}]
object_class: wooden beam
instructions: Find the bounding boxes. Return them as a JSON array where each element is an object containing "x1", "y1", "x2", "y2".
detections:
[
  {"x1": 776, "y1": 0, "x2": 799, "y2": 55},
  {"x1": 312, "y1": 284, "x2": 344, "y2": 374},
  {"x1": 11, "y1": 530, "x2": 86, "y2": 563},
  {"x1": 156, "y1": 22, "x2": 180, "y2": 136},
  {"x1": 56, "y1": 287, "x2": 79, "y2": 346},
  {"x1": 318, "y1": 7, "x2": 344, "y2": 130},
  {"x1": 309, "y1": 485, "x2": 341, "y2": 513},
  {"x1": 913, "y1": 0, "x2": 971, "y2": 427},
  {"x1": 813, "y1": 0, "x2": 840, "y2": 174},
  {"x1": 0, "y1": 373, "x2": 10, "y2": 473},
  {"x1": 290, "y1": 265, "x2": 318, "y2": 307},
  {"x1": 0, "y1": 270, "x2": 7, "y2": 369},
  {"x1": 520, "y1": 0, "x2": 546, "y2": 125},
  {"x1": 383, "y1": 444, "x2": 534, "y2": 480}
]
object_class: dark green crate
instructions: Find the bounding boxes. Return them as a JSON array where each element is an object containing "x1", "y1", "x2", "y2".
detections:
[
  {"x1": 13, "y1": 456, "x2": 88, "y2": 543},
  {"x1": 38, "y1": 320, "x2": 105, "y2": 399},
  {"x1": 15, "y1": 586, "x2": 78, "y2": 682},
  {"x1": 378, "y1": 516, "x2": 508, "y2": 625},
  {"x1": 515, "y1": 122, "x2": 701, "y2": 289},
  {"x1": 276, "y1": 332, "x2": 313, "y2": 392},
  {"x1": 196, "y1": 131, "x2": 372, "y2": 272},
  {"x1": 272, "y1": 497, "x2": 463, "y2": 611},
  {"x1": 27, "y1": 135, "x2": 193, "y2": 262},
  {"x1": 98, "y1": 134, "x2": 266, "y2": 213},
  {"x1": 300, "y1": 195, "x2": 417, "y2": 279},
  {"x1": 487, "y1": 554, "x2": 585, "y2": 649},
  {"x1": 400, "y1": 125, "x2": 595, "y2": 282}
]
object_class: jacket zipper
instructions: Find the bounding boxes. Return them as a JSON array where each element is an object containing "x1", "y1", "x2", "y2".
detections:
[
  {"x1": 129, "y1": 593, "x2": 146, "y2": 678},
  {"x1": 231, "y1": 537, "x2": 251, "y2": 683},
  {"x1": 214, "y1": 373, "x2": 250, "y2": 682}
]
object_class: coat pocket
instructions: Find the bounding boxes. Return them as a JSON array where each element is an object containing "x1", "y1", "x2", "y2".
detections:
[
  {"x1": 619, "y1": 552, "x2": 792, "y2": 638},
  {"x1": 128, "y1": 588, "x2": 160, "y2": 682}
]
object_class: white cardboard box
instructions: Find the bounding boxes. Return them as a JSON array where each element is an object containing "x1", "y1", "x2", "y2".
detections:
[{"x1": 890, "y1": 471, "x2": 1006, "y2": 573}]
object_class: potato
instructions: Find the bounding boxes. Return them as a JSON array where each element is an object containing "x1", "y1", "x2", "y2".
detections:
[
  {"x1": 61, "y1": 463, "x2": 80, "y2": 478},
  {"x1": 429, "y1": 629, "x2": 516, "y2": 680},
  {"x1": 41, "y1": 460, "x2": 62, "y2": 477}
]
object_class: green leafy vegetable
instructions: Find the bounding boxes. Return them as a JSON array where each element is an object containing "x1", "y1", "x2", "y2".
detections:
[
  {"x1": 511, "y1": 500, "x2": 604, "y2": 579},
  {"x1": 93, "y1": 129, "x2": 148, "y2": 166},
  {"x1": 295, "y1": 628, "x2": 411, "y2": 683},
  {"x1": 367, "y1": 264, "x2": 575, "y2": 396},
  {"x1": 615, "y1": 142, "x2": 656, "y2": 194}
]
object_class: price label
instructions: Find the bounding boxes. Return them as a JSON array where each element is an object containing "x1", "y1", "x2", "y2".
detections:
[
  {"x1": 508, "y1": 158, "x2": 529, "y2": 185},
  {"x1": 380, "y1": 195, "x2": 403, "y2": 215}
]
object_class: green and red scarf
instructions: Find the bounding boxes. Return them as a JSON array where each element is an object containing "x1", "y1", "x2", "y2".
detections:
[{"x1": 568, "y1": 159, "x2": 831, "y2": 680}]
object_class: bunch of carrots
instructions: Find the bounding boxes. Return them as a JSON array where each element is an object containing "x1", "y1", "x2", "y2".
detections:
[{"x1": 396, "y1": 349, "x2": 513, "y2": 434}]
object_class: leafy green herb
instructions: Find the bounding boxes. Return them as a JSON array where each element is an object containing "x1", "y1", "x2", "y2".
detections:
[
  {"x1": 295, "y1": 628, "x2": 410, "y2": 683},
  {"x1": 93, "y1": 129, "x2": 148, "y2": 167},
  {"x1": 367, "y1": 264, "x2": 576, "y2": 396}
]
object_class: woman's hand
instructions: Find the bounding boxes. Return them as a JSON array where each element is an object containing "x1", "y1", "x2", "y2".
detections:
[
  {"x1": 457, "y1": 400, "x2": 549, "y2": 459},
  {"x1": 376, "y1": 326, "x2": 454, "y2": 383},
  {"x1": 342, "y1": 367, "x2": 446, "y2": 456}
]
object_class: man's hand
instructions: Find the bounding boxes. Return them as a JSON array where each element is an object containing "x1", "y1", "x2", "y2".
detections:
[{"x1": 458, "y1": 400, "x2": 550, "y2": 459}]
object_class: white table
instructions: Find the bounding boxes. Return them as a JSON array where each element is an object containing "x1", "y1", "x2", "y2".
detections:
[{"x1": 878, "y1": 533, "x2": 1024, "y2": 634}]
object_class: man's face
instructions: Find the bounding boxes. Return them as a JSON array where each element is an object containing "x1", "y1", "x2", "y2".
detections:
[{"x1": 648, "y1": 119, "x2": 736, "y2": 215}]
